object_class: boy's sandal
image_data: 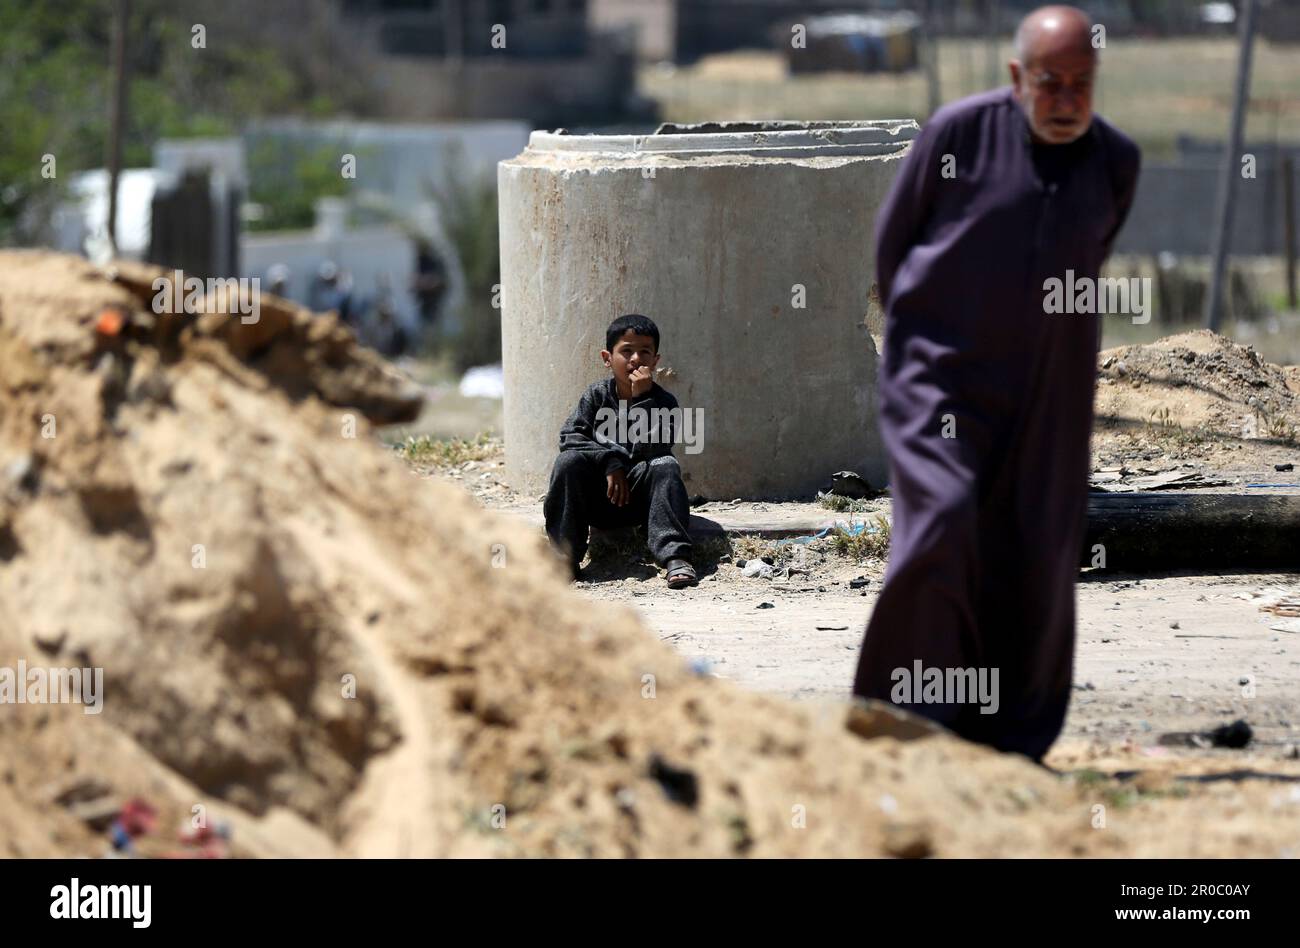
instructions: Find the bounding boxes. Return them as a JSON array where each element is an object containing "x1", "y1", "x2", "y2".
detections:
[{"x1": 665, "y1": 559, "x2": 698, "y2": 588}]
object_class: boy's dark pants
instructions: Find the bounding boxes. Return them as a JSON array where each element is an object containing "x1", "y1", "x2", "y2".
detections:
[{"x1": 544, "y1": 452, "x2": 693, "y2": 570}]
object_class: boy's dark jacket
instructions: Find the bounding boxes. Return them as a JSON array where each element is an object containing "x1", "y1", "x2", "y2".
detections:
[{"x1": 558, "y1": 378, "x2": 679, "y2": 475}]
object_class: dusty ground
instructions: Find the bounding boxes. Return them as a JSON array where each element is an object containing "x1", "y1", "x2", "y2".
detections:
[
  {"x1": 413, "y1": 330, "x2": 1300, "y2": 846},
  {"x1": 1092, "y1": 329, "x2": 1300, "y2": 490},
  {"x1": 4, "y1": 256, "x2": 1297, "y2": 859}
]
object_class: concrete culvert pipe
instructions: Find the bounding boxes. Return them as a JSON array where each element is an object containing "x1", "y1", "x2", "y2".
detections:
[{"x1": 498, "y1": 119, "x2": 919, "y2": 500}]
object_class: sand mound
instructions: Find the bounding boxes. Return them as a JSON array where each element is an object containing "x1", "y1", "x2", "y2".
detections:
[
  {"x1": 1098, "y1": 330, "x2": 1300, "y2": 435},
  {"x1": 1, "y1": 253, "x2": 1294, "y2": 857}
]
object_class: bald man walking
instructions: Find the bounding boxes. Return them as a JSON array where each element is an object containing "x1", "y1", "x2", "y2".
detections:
[{"x1": 852, "y1": 5, "x2": 1140, "y2": 761}]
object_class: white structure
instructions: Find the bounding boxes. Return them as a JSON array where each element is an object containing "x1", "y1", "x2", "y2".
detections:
[
  {"x1": 54, "y1": 169, "x2": 170, "y2": 263},
  {"x1": 498, "y1": 121, "x2": 919, "y2": 499}
]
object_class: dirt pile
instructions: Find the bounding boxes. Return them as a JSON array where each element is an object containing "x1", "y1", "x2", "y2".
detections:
[
  {"x1": 1094, "y1": 330, "x2": 1300, "y2": 469},
  {"x1": 1, "y1": 253, "x2": 1295, "y2": 857}
]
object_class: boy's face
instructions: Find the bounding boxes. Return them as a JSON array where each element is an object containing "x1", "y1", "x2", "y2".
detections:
[{"x1": 601, "y1": 331, "x2": 659, "y2": 384}]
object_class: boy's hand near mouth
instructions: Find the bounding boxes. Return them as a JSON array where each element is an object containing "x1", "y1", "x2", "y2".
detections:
[{"x1": 628, "y1": 365, "x2": 653, "y2": 398}]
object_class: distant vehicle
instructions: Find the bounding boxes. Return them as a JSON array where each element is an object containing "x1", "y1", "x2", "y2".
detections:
[{"x1": 1200, "y1": 3, "x2": 1236, "y2": 27}]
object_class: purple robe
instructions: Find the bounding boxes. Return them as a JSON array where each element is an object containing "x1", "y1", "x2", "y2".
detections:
[{"x1": 852, "y1": 87, "x2": 1140, "y2": 760}]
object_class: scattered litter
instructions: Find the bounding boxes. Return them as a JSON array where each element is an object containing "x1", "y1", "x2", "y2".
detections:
[
  {"x1": 1161, "y1": 718, "x2": 1253, "y2": 750},
  {"x1": 1260, "y1": 597, "x2": 1300, "y2": 618},
  {"x1": 1095, "y1": 469, "x2": 1231, "y2": 491},
  {"x1": 108, "y1": 798, "x2": 158, "y2": 856},
  {"x1": 164, "y1": 820, "x2": 232, "y2": 859},
  {"x1": 94, "y1": 306, "x2": 126, "y2": 337},
  {"x1": 688, "y1": 658, "x2": 715, "y2": 676},
  {"x1": 740, "y1": 560, "x2": 774, "y2": 579},
  {"x1": 1211, "y1": 719, "x2": 1253, "y2": 748},
  {"x1": 1276, "y1": 463, "x2": 1295, "y2": 472},
  {"x1": 827, "y1": 470, "x2": 873, "y2": 499}
]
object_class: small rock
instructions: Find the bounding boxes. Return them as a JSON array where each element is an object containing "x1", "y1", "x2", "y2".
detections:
[
  {"x1": 1276, "y1": 463, "x2": 1295, "y2": 472},
  {"x1": 883, "y1": 822, "x2": 934, "y2": 859},
  {"x1": 756, "y1": 601, "x2": 775, "y2": 609},
  {"x1": 1169, "y1": 620, "x2": 1179, "y2": 630},
  {"x1": 648, "y1": 755, "x2": 699, "y2": 808},
  {"x1": 1210, "y1": 719, "x2": 1252, "y2": 749},
  {"x1": 33, "y1": 629, "x2": 66, "y2": 655},
  {"x1": 3, "y1": 454, "x2": 38, "y2": 493},
  {"x1": 845, "y1": 699, "x2": 943, "y2": 743},
  {"x1": 848, "y1": 576, "x2": 870, "y2": 589},
  {"x1": 828, "y1": 471, "x2": 873, "y2": 499}
]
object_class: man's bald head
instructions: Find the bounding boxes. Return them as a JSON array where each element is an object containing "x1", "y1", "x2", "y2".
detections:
[
  {"x1": 1009, "y1": 5, "x2": 1099, "y2": 145},
  {"x1": 1014, "y1": 5, "x2": 1095, "y2": 67}
]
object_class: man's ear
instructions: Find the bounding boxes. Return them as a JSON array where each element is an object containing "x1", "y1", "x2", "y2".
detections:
[{"x1": 1008, "y1": 59, "x2": 1024, "y2": 100}]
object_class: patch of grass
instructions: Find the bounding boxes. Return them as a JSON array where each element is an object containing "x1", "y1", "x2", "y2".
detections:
[
  {"x1": 731, "y1": 535, "x2": 791, "y2": 567},
  {"x1": 1148, "y1": 406, "x2": 1177, "y2": 429},
  {"x1": 1068, "y1": 769, "x2": 1192, "y2": 811},
  {"x1": 1068, "y1": 769, "x2": 1109, "y2": 789},
  {"x1": 1260, "y1": 410, "x2": 1299, "y2": 445},
  {"x1": 816, "y1": 491, "x2": 878, "y2": 514},
  {"x1": 1142, "y1": 413, "x2": 1209, "y2": 450},
  {"x1": 642, "y1": 39, "x2": 1300, "y2": 162},
  {"x1": 828, "y1": 514, "x2": 891, "y2": 562},
  {"x1": 396, "y1": 432, "x2": 498, "y2": 468}
]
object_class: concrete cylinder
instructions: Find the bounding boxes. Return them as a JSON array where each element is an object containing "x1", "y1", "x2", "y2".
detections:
[{"x1": 498, "y1": 119, "x2": 918, "y2": 500}]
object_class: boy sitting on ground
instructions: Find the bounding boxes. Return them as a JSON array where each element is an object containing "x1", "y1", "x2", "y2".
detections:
[{"x1": 544, "y1": 314, "x2": 697, "y2": 588}]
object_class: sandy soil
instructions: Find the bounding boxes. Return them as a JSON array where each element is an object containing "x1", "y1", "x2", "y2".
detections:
[
  {"x1": 418, "y1": 330, "x2": 1300, "y2": 842},
  {"x1": 5, "y1": 256, "x2": 1296, "y2": 859}
]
